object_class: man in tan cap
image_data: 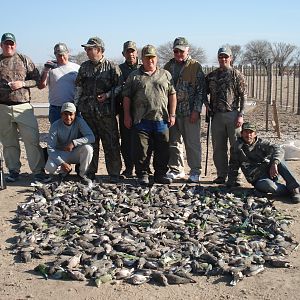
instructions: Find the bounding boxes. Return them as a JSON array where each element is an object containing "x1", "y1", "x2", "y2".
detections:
[{"x1": 122, "y1": 45, "x2": 177, "y2": 185}]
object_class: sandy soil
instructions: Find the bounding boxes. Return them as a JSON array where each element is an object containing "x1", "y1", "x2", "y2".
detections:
[{"x1": 0, "y1": 91, "x2": 300, "y2": 300}]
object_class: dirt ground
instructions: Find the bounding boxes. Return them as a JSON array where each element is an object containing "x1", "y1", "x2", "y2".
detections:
[{"x1": 0, "y1": 91, "x2": 300, "y2": 300}]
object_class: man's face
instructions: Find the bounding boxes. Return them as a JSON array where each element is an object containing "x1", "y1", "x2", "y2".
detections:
[
  {"x1": 142, "y1": 56, "x2": 157, "y2": 72},
  {"x1": 173, "y1": 47, "x2": 189, "y2": 62},
  {"x1": 1, "y1": 40, "x2": 16, "y2": 57},
  {"x1": 218, "y1": 54, "x2": 232, "y2": 69},
  {"x1": 85, "y1": 46, "x2": 103, "y2": 62},
  {"x1": 123, "y1": 48, "x2": 138, "y2": 65},
  {"x1": 55, "y1": 53, "x2": 69, "y2": 65},
  {"x1": 61, "y1": 111, "x2": 76, "y2": 126},
  {"x1": 241, "y1": 129, "x2": 257, "y2": 145}
]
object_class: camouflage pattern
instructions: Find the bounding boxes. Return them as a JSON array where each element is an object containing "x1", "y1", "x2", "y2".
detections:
[
  {"x1": 81, "y1": 112, "x2": 121, "y2": 176},
  {"x1": 75, "y1": 57, "x2": 122, "y2": 116},
  {"x1": 75, "y1": 56, "x2": 122, "y2": 176},
  {"x1": 205, "y1": 67, "x2": 247, "y2": 115},
  {"x1": 164, "y1": 57, "x2": 206, "y2": 117},
  {"x1": 122, "y1": 66, "x2": 176, "y2": 124},
  {"x1": 0, "y1": 53, "x2": 40, "y2": 104},
  {"x1": 119, "y1": 60, "x2": 141, "y2": 83},
  {"x1": 228, "y1": 137, "x2": 284, "y2": 184}
]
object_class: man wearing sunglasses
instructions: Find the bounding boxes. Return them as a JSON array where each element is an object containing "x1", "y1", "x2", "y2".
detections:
[
  {"x1": 206, "y1": 47, "x2": 247, "y2": 185},
  {"x1": 0, "y1": 32, "x2": 50, "y2": 183},
  {"x1": 164, "y1": 37, "x2": 206, "y2": 183}
]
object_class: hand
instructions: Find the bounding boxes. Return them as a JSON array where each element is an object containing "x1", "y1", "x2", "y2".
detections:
[
  {"x1": 63, "y1": 142, "x2": 75, "y2": 152},
  {"x1": 168, "y1": 115, "x2": 176, "y2": 127},
  {"x1": 124, "y1": 114, "x2": 132, "y2": 129},
  {"x1": 235, "y1": 115, "x2": 243, "y2": 128},
  {"x1": 269, "y1": 163, "x2": 279, "y2": 179},
  {"x1": 61, "y1": 162, "x2": 72, "y2": 173},
  {"x1": 189, "y1": 111, "x2": 199, "y2": 124},
  {"x1": 8, "y1": 81, "x2": 24, "y2": 91},
  {"x1": 97, "y1": 93, "x2": 107, "y2": 103}
]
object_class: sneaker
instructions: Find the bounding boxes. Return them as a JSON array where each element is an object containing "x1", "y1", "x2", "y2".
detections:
[
  {"x1": 291, "y1": 187, "x2": 300, "y2": 203},
  {"x1": 5, "y1": 171, "x2": 20, "y2": 183},
  {"x1": 109, "y1": 175, "x2": 120, "y2": 183},
  {"x1": 166, "y1": 171, "x2": 185, "y2": 180},
  {"x1": 188, "y1": 174, "x2": 200, "y2": 183},
  {"x1": 80, "y1": 175, "x2": 93, "y2": 186},
  {"x1": 34, "y1": 172, "x2": 52, "y2": 183},
  {"x1": 213, "y1": 177, "x2": 226, "y2": 184},
  {"x1": 154, "y1": 175, "x2": 172, "y2": 184},
  {"x1": 138, "y1": 174, "x2": 149, "y2": 185}
]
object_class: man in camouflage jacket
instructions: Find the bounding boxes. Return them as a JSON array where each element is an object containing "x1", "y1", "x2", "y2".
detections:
[
  {"x1": 0, "y1": 33, "x2": 49, "y2": 183},
  {"x1": 164, "y1": 37, "x2": 206, "y2": 183},
  {"x1": 206, "y1": 46, "x2": 247, "y2": 184},
  {"x1": 75, "y1": 37, "x2": 122, "y2": 183},
  {"x1": 227, "y1": 122, "x2": 300, "y2": 203}
]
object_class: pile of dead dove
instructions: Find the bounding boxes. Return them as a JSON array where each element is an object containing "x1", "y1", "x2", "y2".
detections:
[{"x1": 14, "y1": 180, "x2": 298, "y2": 287}]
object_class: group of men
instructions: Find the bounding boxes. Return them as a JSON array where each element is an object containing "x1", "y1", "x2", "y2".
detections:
[{"x1": 0, "y1": 32, "x2": 299, "y2": 203}]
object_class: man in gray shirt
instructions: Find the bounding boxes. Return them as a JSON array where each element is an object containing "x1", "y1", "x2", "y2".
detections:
[{"x1": 45, "y1": 102, "x2": 95, "y2": 184}]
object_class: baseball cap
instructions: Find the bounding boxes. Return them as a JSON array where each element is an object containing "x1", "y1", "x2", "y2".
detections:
[
  {"x1": 54, "y1": 43, "x2": 69, "y2": 55},
  {"x1": 218, "y1": 47, "x2": 232, "y2": 57},
  {"x1": 61, "y1": 102, "x2": 76, "y2": 113},
  {"x1": 242, "y1": 122, "x2": 256, "y2": 132},
  {"x1": 81, "y1": 37, "x2": 105, "y2": 50},
  {"x1": 123, "y1": 41, "x2": 137, "y2": 52},
  {"x1": 1, "y1": 33, "x2": 16, "y2": 43},
  {"x1": 142, "y1": 45, "x2": 157, "y2": 57},
  {"x1": 173, "y1": 37, "x2": 189, "y2": 50}
]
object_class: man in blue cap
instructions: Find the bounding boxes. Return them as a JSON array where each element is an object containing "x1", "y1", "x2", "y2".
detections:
[{"x1": 0, "y1": 32, "x2": 50, "y2": 183}]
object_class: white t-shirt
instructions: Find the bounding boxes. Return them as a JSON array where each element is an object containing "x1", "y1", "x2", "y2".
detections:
[{"x1": 48, "y1": 62, "x2": 80, "y2": 106}]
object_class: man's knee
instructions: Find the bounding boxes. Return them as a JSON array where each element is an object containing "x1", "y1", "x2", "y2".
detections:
[{"x1": 45, "y1": 160, "x2": 58, "y2": 174}]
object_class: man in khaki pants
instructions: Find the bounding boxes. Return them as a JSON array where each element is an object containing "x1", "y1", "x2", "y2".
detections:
[{"x1": 0, "y1": 32, "x2": 50, "y2": 183}]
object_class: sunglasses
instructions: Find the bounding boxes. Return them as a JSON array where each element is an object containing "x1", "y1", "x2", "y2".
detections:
[
  {"x1": 218, "y1": 55, "x2": 229, "y2": 59},
  {"x1": 173, "y1": 49, "x2": 184, "y2": 54}
]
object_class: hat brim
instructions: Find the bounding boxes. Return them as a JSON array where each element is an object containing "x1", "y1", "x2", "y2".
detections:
[
  {"x1": 81, "y1": 43, "x2": 97, "y2": 48},
  {"x1": 124, "y1": 47, "x2": 137, "y2": 51},
  {"x1": 2, "y1": 38, "x2": 15, "y2": 43},
  {"x1": 174, "y1": 45, "x2": 187, "y2": 51},
  {"x1": 218, "y1": 52, "x2": 230, "y2": 57},
  {"x1": 143, "y1": 54, "x2": 157, "y2": 57},
  {"x1": 55, "y1": 51, "x2": 68, "y2": 55}
]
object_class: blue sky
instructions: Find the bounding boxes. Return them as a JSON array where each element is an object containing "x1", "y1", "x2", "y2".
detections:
[{"x1": 1, "y1": 0, "x2": 299, "y2": 65}]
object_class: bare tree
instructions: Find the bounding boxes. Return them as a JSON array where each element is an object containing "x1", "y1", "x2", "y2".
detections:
[
  {"x1": 223, "y1": 44, "x2": 243, "y2": 65},
  {"x1": 69, "y1": 51, "x2": 87, "y2": 65},
  {"x1": 242, "y1": 40, "x2": 273, "y2": 69},
  {"x1": 156, "y1": 41, "x2": 207, "y2": 66},
  {"x1": 271, "y1": 42, "x2": 297, "y2": 75}
]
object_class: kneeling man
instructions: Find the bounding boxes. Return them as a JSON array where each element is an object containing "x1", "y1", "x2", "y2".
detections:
[
  {"x1": 227, "y1": 122, "x2": 300, "y2": 203},
  {"x1": 45, "y1": 102, "x2": 95, "y2": 184}
]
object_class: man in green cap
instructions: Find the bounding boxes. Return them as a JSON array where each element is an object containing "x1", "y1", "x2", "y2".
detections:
[
  {"x1": 75, "y1": 36, "x2": 122, "y2": 183},
  {"x1": 122, "y1": 44, "x2": 177, "y2": 185},
  {"x1": 0, "y1": 32, "x2": 50, "y2": 183},
  {"x1": 227, "y1": 122, "x2": 300, "y2": 203}
]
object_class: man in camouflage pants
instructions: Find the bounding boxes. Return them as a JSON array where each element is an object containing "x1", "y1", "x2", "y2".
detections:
[
  {"x1": 206, "y1": 46, "x2": 247, "y2": 184},
  {"x1": 75, "y1": 37, "x2": 122, "y2": 183},
  {"x1": 123, "y1": 45, "x2": 177, "y2": 185},
  {"x1": 0, "y1": 32, "x2": 50, "y2": 183},
  {"x1": 164, "y1": 37, "x2": 206, "y2": 183}
]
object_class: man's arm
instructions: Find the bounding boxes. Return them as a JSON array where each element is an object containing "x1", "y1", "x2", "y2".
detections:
[
  {"x1": 123, "y1": 96, "x2": 132, "y2": 129},
  {"x1": 168, "y1": 93, "x2": 177, "y2": 127},
  {"x1": 38, "y1": 67, "x2": 50, "y2": 89},
  {"x1": 72, "y1": 118, "x2": 95, "y2": 146}
]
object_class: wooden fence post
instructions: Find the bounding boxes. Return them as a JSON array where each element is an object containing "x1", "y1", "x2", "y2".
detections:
[
  {"x1": 266, "y1": 61, "x2": 272, "y2": 131},
  {"x1": 298, "y1": 64, "x2": 300, "y2": 115}
]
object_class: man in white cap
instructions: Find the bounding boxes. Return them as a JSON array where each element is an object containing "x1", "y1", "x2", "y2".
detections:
[
  {"x1": 39, "y1": 43, "x2": 80, "y2": 124},
  {"x1": 45, "y1": 102, "x2": 95, "y2": 185}
]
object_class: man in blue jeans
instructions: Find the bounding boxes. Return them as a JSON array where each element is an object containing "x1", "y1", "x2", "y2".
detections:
[{"x1": 227, "y1": 122, "x2": 300, "y2": 203}]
